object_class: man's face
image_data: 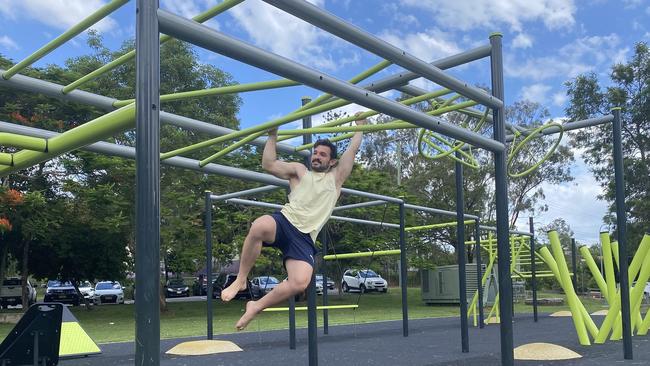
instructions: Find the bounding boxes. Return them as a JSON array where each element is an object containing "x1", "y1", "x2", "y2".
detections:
[{"x1": 312, "y1": 145, "x2": 336, "y2": 172}]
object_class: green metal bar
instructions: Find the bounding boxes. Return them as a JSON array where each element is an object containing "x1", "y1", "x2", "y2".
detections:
[
  {"x1": 296, "y1": 59, "x2": 392, "y2": 112},
  {"x1": 0, "y1": 133, "x2": 47, "y2": 151},
  {"x1": 278, "y1": 88, "x2": 453, "y2": 142},
  {"x1": 611, "y1": 241, "x2": 620, "y2": 270},
  {"x1": 0, "y1": 153, "x2": 12, "y2": 166},
  {"x1": 160, "y1": 95, "x2": 351, "y2": 160},
  {"x1": 548, "y1": 231, "x2": 593, "y2": 344},
  {"x1": 198, "y1": 132, "x2": 260, "y2": 166},
  {"x1": 278, "y1": 121, "x2": 415, "y2": 135},
  {"x1": 405, "y1": 219, "x2": 474, "y2": 232},
  {"x1": 62, "y1": 0, "x2": 245, "y2": 93},
  {"x1": 323, "y1": 249, "x2": 400, "y2": 260},
  {"x1": 113, "y1": 78, "x2": 300, "y2": 107},
  {"x1": 580, "y1": 245, "x2": 609, "y2": 302},
  {"x1": 294, "y1": 98, "x2": 476, "y2": 152},
  {"x1": 263, "y1": 305, "x2": 359, "y2": 312},
  {"x1": 2, "y1": 0, "x2": 129, "y2": 80},
  {"x1": 0, "y1": 105, "x2": 136, "y2": 176},
  {"x1": 601, "y1": 232, "x2": 617, "y2": 308}
]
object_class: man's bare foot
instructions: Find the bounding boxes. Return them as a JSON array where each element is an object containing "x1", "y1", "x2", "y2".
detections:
[
  {"x1": 236, "y1": 301, "x2": 261, "y2": 331},
  {"x1": 221, "y1": 280, "x2": 247, "y2": 302}
]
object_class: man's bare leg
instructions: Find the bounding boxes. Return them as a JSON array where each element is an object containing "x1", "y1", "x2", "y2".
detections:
[
  {"x1": 235, "y1": 259, "x2": 312, "y2": 330},
  {"x1": 221, "y1": 215, "x2": 276, "y2": 302}
]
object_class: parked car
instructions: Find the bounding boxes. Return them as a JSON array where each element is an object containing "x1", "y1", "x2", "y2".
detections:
[
  {"x1": 165, "y1": 278, "x2": 190, "y2": 298},
  {"x1": 78, "y1": 281, "x2": 95, "y2": 302},
  {"x1": 212, "y1": 274, "x2": 252, "y2": 300},
  {"x1": 0, "y1": 277, "x2": 36, "y2": 308},
  {"x1": 44, "y1": 280, "x2": 80, "y2": 306},
  {"x1": 94, "y1": 281, "x2": 125, "y2": 305},
  {"x1": 315, "y1": 274, "x2": 335, "y2": 290},
  {"x1": 341, "y1": 269, "x2": 388, "y2": 293},
  {"x1": 250, "y1": 276, "x2": 280, "y2": 298}
]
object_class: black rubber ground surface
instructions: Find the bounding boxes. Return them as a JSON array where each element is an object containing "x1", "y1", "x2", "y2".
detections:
[{"x1": 60, "y1": 314, "x2": 650, "y2": 365}]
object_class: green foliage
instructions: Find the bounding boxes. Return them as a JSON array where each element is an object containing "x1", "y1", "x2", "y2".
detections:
[{"x1": 564, "y1": 42, "x2": 650, "y2": 252}]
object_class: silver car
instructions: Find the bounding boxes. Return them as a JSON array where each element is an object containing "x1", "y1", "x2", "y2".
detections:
[{"x1": 251, "y1": 276, "x2": 280, "y2": 298}]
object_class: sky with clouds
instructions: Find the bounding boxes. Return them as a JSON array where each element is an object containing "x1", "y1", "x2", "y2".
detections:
[{"x1": 1, "y1": 0, "x2": 648, "y2": 243}]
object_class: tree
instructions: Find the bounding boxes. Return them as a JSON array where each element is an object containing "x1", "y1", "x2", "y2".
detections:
[{"x1": 565, "y1": 42, "x2": 650, "y2": 253}]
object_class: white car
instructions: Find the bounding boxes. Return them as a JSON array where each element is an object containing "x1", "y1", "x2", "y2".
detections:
[
  {"x1": 78, "y1": 281, "x2": 95, "y2": 301},
  {"x1": 341, "y1": 269, "x2": 388, "y2": 293},
  {"x1": 94, "y1": 281, "x2": 124, "y2": 305}
]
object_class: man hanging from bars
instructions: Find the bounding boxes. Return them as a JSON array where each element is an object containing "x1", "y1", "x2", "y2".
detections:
[{"x1": 220, "y1": 113, "x2": 367, "y2": 330}]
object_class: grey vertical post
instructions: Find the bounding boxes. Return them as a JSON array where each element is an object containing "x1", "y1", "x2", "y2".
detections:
[
  {"x1": 490, "y1": 33, "x2": 513, "y2": 366},
  {"x1": 475, "y1": 219, "x2": 484, "y2": 328},
  {"x1": 571, "y1": 238, "x2": 578, "y2": 290},
  {"x1": 612, "y1": 107, "x2": 632, "y2": 359},
  {"x1": 529, "y1": 217, "x2": 538, "y2": 322},
  {"x1": 399, "y1": 200, "x2": 409, "y2": 337},
  {"x1": 301, "y1": 96, "x2": 318, "y2": 365},
  {"x1": 135, "y1": 0, "x2": 160, "y2": 364},
  {"x1": 205, "y1": 191, "x2": 214, "y2": 339},
  {"x1": 307, "y1": 271, "x2": 318, "y2": 365},
  {"x1": 321, "y1": 227, "x2": 329, "y2": 334},
  {"x1": 455, "y1": 153, "x2": 469, "y2": 352},
  {"x1": 288, "y1": 294, "x2": 296, "y2": 349}
]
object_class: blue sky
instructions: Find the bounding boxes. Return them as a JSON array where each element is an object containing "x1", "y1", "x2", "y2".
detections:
[{"x1": 1, "y1": 0, "x2": 648, "y2": 243}]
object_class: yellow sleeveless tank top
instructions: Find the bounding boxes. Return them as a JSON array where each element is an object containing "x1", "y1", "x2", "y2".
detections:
[{"x1": 281, "y1": 170, "x2": 339, "y2": 242}]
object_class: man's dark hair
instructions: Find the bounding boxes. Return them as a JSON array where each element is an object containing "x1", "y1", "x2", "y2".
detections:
[{"x1": 313, "y1": 139, "x2": 337, "y2": 159}]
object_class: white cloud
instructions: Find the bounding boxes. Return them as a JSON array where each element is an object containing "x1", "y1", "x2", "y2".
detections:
[
  {"x1": 520, "y1": 83, "x2": 552, "y2": 104},
  {"x1": 511, "y1": 33, "x2": 533, "y2": 49},
  {"x1": 398, "y1": 0, "x2": 576, "y2": 32},
  {"x1": 378, "y1": 28, "x2": 462, "y2": 63},
  {"x1": 0, "y1": 35, "x2": 19, "y2": 50},
  {"x1": 552, "y1": 92, "x2": 568, "y2": 107},
  {"x1": 229, "y1": 0, "x2": 351, "y2": 71},
  {"x1": 0, "y1": 0, "x2": 118, "y2": 32},
  {"x1": 506, "y1": 33, "x2": 628, "y2": 81}
]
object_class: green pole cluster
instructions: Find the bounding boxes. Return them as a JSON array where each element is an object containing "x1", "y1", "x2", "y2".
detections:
[
  {"x1": 2, "y1": 0, "x2": 129, "y2": 80},
  {"x1": 61, "y1": 0, "x2": 245, "y2": 93}
]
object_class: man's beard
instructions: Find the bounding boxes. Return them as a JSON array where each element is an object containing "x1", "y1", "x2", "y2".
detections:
[{"x1": 311, "y1": 161, "x2": 329, "y2": 172}]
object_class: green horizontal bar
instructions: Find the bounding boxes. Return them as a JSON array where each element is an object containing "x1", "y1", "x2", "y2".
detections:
[
  {"x1": 62, "y1": 0, "x2": 245, "y2": 93},
  {"x1": 512, "y1": 273, "x2": 557, "y2": 278},
  {"x1": 113, "y1": 78, "x2": 300, "y2": 107},
  {"x1": 0, "y1": 153, "x2": 12, "y2": 166},
  {"x1": 281, "y1": 88, "x2": 453, "y2": 143},
  {"x1": 0, "y1": 133, "x2": 47, "y2": 151},
  {"x1": 293, "y1": 98, "x2": 474, "y2": 152},
  {"x1": 160, "y1": 96, "x2": 351, "y2": 160},
  {"x1": 405, "y1": 219, "x2": 474, "y2": 232},
  {"x1": 0, "y1": 105, "x2": 136, "y2": 177},
  {"x1": 323, "y1": 249, "x2": 400, "y2": 260},
  {"x1": 2, "y1": 0, "x2": 129, "y2": 80},
  {"x1": 263, "y1": 305, "x2": 359, "y2": 312}
]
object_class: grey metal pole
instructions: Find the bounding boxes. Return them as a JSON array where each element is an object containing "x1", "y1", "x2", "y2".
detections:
[
  {"x1": 321, "y1": 227, "x2": 329, "y2": 334},
  {"x1": 455, "y1": 152, "x2": 469, "y2": 352},
  {"x1": 612, "y1": 107, "x2": 632, "y2": 359},
  {"x1": 490, "y1": 33, "x2": 513, "y2": 366},
  {"x1": 475, "y1": 219, "x2": 484, "y2": 328},
  {"x1": 156, "y1": 9, "x2": 505, "y2": 153},
  {"x1": 135, "y1": 0, "x2": 160, "y2": 364},
  {"x1": 205, "y1": 192, "x2": 214, "y2": 339},
  {"x1": 399, "y1": 201, "x2": 409, "y2": 337},
  {"x1": 262, "y1": 0, "x2": 502, "y2": 110},
  {"x1": 529, "y1": 217, "x2": 538, "y2": 322},
  {"x1": 571, "y1": 238, "x2": 578, "y2": 290}
]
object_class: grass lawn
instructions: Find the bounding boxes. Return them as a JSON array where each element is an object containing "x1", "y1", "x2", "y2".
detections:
[{"x1": 0, "y1": 288, "x2": 641, "y2": 344}]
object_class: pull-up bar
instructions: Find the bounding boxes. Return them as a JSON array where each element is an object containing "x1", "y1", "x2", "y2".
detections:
[
  {"x1": 323, "y1": 249, "x2": 400, "y2": 261},
  {"x1": 405, "y1": 220, "x2": 474, "y2": 232},
  {"x1": 263, "y1": 305, "x2": 359, "y2": 312}
]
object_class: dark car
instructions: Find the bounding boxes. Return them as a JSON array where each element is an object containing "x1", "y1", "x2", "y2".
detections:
[
  {"x1": 165, "y1": 278, "x2": 190, "y2": 298},
  {"x1": 43, "y1": 280, "x2": 80, "y2": 306},
  {"x1": 315, "y1": 274, "x2": 335, "y2": 290},
  {"x1": 212, "y1": 273, "x2": 252, "y2": 300}
]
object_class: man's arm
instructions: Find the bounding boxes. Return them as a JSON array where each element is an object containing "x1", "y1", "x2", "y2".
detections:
[
  {"x1": 262, "y1": 128, "x2": 304, "y2": 180},
  {"x1": 335, "y1": 114, "x2": 366, "y2": 186}
]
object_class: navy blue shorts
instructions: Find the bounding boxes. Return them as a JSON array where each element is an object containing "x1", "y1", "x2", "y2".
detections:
[{"x1": 263, "y1": 212, "x2": 317, "y2": 267}]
